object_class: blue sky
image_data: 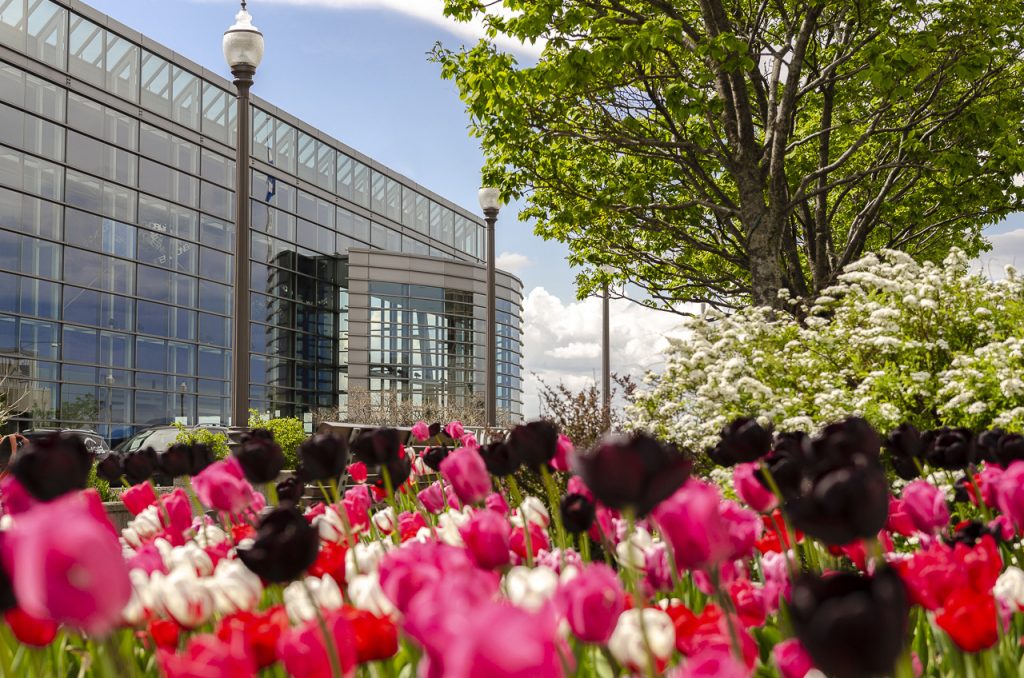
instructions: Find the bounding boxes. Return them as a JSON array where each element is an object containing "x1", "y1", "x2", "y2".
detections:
[{"x1": 81, "y1": 0, "x2": 1024, "y2": 415}]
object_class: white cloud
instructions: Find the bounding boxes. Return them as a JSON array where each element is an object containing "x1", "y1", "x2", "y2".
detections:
[
  {"x1": 976, "y1": 228, "x2": 1024, "y2": 279},
  {"x1": 495, "y1": 251, "x2": 532, "y2": 275},
  {"x1": 521, "y1": 287, "x2": 692, "y2": 418},
  {"x1": 209, "y1": 0, "x2": 543, "y2": 56}
]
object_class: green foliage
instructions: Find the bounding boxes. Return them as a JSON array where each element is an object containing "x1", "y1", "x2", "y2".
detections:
[
  {"x1": 173, "y1": 423, "x2": 230, "y2": 460},
  {"x1": 629, "y1": 249, "x2": 1024, "y2": 451},
  {"x1": 248, "y1": 410, "x2": 306, "y2": 469},
  {"x1": 87, "y1": 465, "x2": 114, "y2": 503},
  {"x1": 434, "y1": 0, "x2": 1024, "y2": 308}
]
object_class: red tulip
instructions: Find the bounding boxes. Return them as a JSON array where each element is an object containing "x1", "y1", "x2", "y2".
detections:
[
  {"x1": 510, "y1": 522, "x2": 550, "y2": 560},
  {"x1": 122, "y1": 482, "x2": 158, "y2": 516},
  {"x1": 148, "y1": 618, "x2": 181, "y2": 650},
  {"x1": 3, "y1": 607, "x2": 58, "y2": 647},
  {"x1": 342, "y1": 608, "x2": 399, "y2": 663},
  {"x1": 309, "y1": 541, "x2": 348, "y2": 585},
  {"x1": 217, "y1": 606, "x2": 290, "y2": 669},
  {"x1": 347, "y1": 462, "x2": 368, "y2": 484},
  {"x1": 160, "y1": 632, "x2": 256, "y2": 678},
  {"x1": 936, "y1": 589, "x2": 998, "y2": 652}
]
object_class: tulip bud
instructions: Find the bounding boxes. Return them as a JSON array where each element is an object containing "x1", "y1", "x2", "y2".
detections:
[
  {"x1": 234, "y1": 429, "x2": 286, "y2": 484},
  {"x1": 296, "y1": 433, "x2": 349, "y2": 483},
  {"x1": 440, "y1": 447, "x2": 491, "y2": 505},
  {"x1": 560, "y1": 493, "x2": 595, "y2": 534},
  {"x1": 237, "y1": 507, "x2": 320, "y2": 583},
  {"x1": 11, "y1": 432, "x2": 92, "y2": 500}
]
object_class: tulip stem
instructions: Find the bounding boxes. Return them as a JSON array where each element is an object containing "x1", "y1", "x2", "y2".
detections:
[
  {"x1": 380, "y1": 466, "x2": 401, "y2": 546},
  {"x1": 148, "y1": 480, "x2": 173, "y2": 529},
  {"x1": 757, "y1": 464, "x2": 800, "y2": 578},
  {"x1": 966, "y1": 467, "x2": 992, "y2": 522},
  {"x1": 302, "y1": 579, "x2": 343, "y2": 678},
  {"x1": 101, "y1": 634, "x2": 136, "y2": 678},
  {"x1": 622, "y1": 508, "x2": 658, "y2": 678},
  {"x1": 709, "y1": 567, "x2": 745, "y2": 665},
  {"x1": 539, "y1": 465, "x2": 568, "y2": 551}
]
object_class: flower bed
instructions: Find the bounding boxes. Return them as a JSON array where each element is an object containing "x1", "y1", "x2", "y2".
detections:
[{"x1": 2, "y1": 418, "x2": 1024, "y2": 676}]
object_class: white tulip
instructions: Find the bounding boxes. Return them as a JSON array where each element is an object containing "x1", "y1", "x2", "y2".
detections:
[
  {"x1": 154, "y1": 565, "x2": 214, "y2": 629},
  {"x1": 208, "y1": 559, "x2": 263, "y2": 615},
  {"x1": 513, "y1": 496, "x2": 550, "y2": 528},
  {"x1": 345, "y1": 540, "x2": 390, "y2": 581},
  {"x1": 435, "y1": 508, "x2": 472, "y2": 547},
  {"x1": 615, "y1": 528, "x2": 653, "y2": 570},
  {"x1": 166, "y1": 542, "x2": 214, "y2": 577},
  {"x1": 372, "y1": 507, "x2": 397, "y2": 534},
  {"x1": 315, "y1": 506, "x2": 349, "y2": 543},
  {"x1": 608, "y1": 608, "x2": 675, "y2": 673},
  {"x1": 348, "y1": 573, "x2": 396, "y2": 617},
  {"x1": 411, "y1": 455, "x2": 429, "y2": 477},
  {"x1": 121, "y1": 569, "x2": 155, "y2": 626},
  {"x1": 193, "y1": 524, "x2": 228, "y2": 548},
  {"x1": 504, "y1": 565, "x2": 559, "y2": 612},
  {"x1": 283, "y1": 574, "x2": 343, "y2": 624},
  {"x1": 995, "y1": 566, "x2": 1024, "y2": 609}
]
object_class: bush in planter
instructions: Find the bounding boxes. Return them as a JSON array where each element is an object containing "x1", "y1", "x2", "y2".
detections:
[
  {"x1": 248, "y1": 410, "x2": 305, "y2": 469},
  {"x1": 173, "y1": 423, "x2": 230, "y2": 460},
  {"x1": 628, "y1": 249, "x2": 1024, "y2": 453}
]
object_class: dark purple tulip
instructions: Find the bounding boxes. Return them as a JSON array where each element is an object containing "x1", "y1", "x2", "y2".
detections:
[
  {"x1": 884, "y1": 424, "x2": 923, "y2": 480},
  {"x1": 806, "y1": 417, "x2": 880, "y2": 475},
  {"x1": 708, "y1": 417, "x2": 772, "y2": 466},
  {"x1": 784, "y1": 462, "x2": 889, "y2": 546},
  {"x1": 351, "y1": 428, "x2": 403, "y2": 466},
  {"x1": 237, "y1": 507, "x2": 319, "y2": 583},
  {"x1": 478, "y1": 441, "x2": 521, "y2": 477},
  {"x1": 123, "y1": 447, "x2": 157, "y2": 485},
  {"x1": 95, "y1": 452, "x2": 125, "y2": 484},
  {"x1": 158, "y1": 443, "x2": 193, "y2": 479},
  {"x1": 234, "y1": 428, "x2": 286, "y2": 484},
  {"x1": 996, "y1": 432, "x2": 1024, "y2": 467},
  {"x1": 427, "y1": 422, "x2": 442, "y2": 439},
  {"x1": 755, "y1": 431, "x2": 809, "y2": 500},
  {"x1": 275, "y1": 476, "x2": 304, "y2": 506},
  {"x1": 12, "y1": 432, "x2": 92, "y2": 501},
  {"x1": 373, "y1": 455, "x2": 412, "y2": 492},
  {"x1": 944, "y1": 520, "x2": 1002, "y2": 547},
  {"x1": 422, "y1": 446, "x2": 449, "y2": 472},
  {"x1": 976, "y1": 428, "x2": 1005, "y2": 464},
  {"x1": 560, "y1": 493, "x2": 595, "y2": 534},
  {"x1": 296, "y1": 433, "x2": 348, "y2": 483},
  {"x1": 0, "y1": 534, "x2": 14, "y2": 612},
  {"x1": 573, "y1": 432, "x2": 692, "y2": 517},
  {"x1": 922, "y1": 427, "x2": 975, "y2": 470},
  {"x1": 790, "y1": 567, "x2": 909, "y2": 678},
  {"x1": 507, "y1": 420, "x2": 559, "y2": 470}
]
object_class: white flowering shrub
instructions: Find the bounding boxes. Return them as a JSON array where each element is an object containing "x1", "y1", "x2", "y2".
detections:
[{"x1": 628, "y1": 249, "x2": 1024, "y2": 453}]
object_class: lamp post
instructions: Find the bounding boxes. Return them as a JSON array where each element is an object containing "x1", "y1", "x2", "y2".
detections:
[
  {"x1": 104, "y1": 372, "x2": 114, "y2": 442},
  {"x1": 223, "y1": 2, "x2": 264, "y2": 428},
  {"x1": 478, "y1": 187, "x2": 501, "y2": 428},
  {"x1": 599, "y1": 265, "x2": 613, "y2": 429},
  {"x1": 179, "y1": 382, "x2": 188, "y2": 422}
]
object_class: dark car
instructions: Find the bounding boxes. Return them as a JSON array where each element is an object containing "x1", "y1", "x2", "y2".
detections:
[
  {"x1": 20, "y1": 428, "x2": 111, "y2": 456},
  {"x1": 114, "y1": 425, "x2": 229, "y2": 456}
]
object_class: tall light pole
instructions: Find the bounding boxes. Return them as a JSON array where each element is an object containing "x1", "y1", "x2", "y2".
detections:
[
  {"x1": 223, "y1": 2, "x2": 264, "y2": 428},
  {"x1": 105, "y1": 372, "x2": 114, "y2": 441},
  {"x1": 478, "y1": 187, "x2": 501, "y2": 428},
  {"x1": 599, "y1": 265, "x2": 613, "y2": 428}
]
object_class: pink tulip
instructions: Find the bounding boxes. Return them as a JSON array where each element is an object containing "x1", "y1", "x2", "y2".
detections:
[
  {"x1": 567, "y1": 476, "x2": 593, "y2": 503},
  {"x1": 122, "y1": 482, "x2": 157, "y2": 516},
  {"x1": 432, "y1": 600, "x2": 564, "y2": 678},
  {"x1": 978, "y1": 464, "x2": 1003, "y2": 507},
  {"x1": 80, "y1": 488, "x2": 120, "y2": 540},
  {"x1": 887, "y1": 496, "x2": 917, "y2": 537},
  {"x1": 674, "y1": 650, "x2": 748, "y2": 678},
  {"x1": 277, "y1": 612, "x2": 357, "y2": 678},
  {"x1": 773, "y1": 638, "x2": 815, "y2": 678},
  {"x1": 126, "y1": 543, "x2": 168, "y2": 575},
  {"x1": 996, "y1": 461, "x2": 1024, "y2": 528},
  {"x1": 460, "y1": 432, "x2": 479, "y2": 450},
  {"x1": 901, "y1": 480, "x2": 950, "y2": 534},
  {"x1": 445, "y1": 421, "x2": 465, "y2": 440},
  {"x1": 2, "y1": 492, "x2": 131, "y2": 635},
  {"x1": 644, "y1": 542, "x2": 673, "y2": 593},
  {"x1": 344, "y1": 485, "x2": 372, "y2": 530},
  {"x1": 191, "y1": 458, "x2": 255, "y2": 514},
  {"x1": 552, "y1": 435, "x2": 574, "y2": 472},
  {"x1": 160, "y1": 633, "x2": 256, "y2": 678},
  {"x1": 440, "y1": 447, "x2": 491, "y2": 505},
  {"x1": 378, "y1": 542, "x2": 486, "y2": 614},
  {"x1": 559, "y1": 563, "x2": 625, "y2": 643},
  {"x1": 653, "y1": 480, "x2": 733, "y2": 572},
  {"x1": 0, "y1": 476, "x2": 37, "y2": 516},
  {"x1": 733, "y1": 463, "x2": 777, "y2": 512},
  {"x1": 411, "y1": 421, "x2": 431, "y2": 441},
  {"x1": 460, "y1": 509, "x2": 512, "y2": 569},
  {"x1": 418, "y1": 481, "x2": 446, "y2": 514},
  {"x1": 485, "y1": 492, "x2": 509, "y2": 515},
  {"x1": 162, "y1": 488, "x2": 194, "y2": 542},
  {"x1": 761, "y1": 551, "x2": 791, "y2": 612},
  {"x1": 719, "y1": 500, "x2": 762, "y2": 561}
]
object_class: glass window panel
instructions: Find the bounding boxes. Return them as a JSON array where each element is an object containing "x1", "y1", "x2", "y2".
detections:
[
  {"x1": 201, "y1": 82, "x2": 231, "y2": 144},
  {"x1": 316, "y1": 143, "x2": 334, "y2": 192},
  {"x1": 352, "y1": 161, "x2": 369, "y2": 207},
  {"x1": 99, "y1": 330, "x2": 132, "y2": 368},
  {"x1": 140, "y1": 51, "x2": 172, "y2": 118},
  {"x1": 63, "y1": 325, "x2": 98, "y2": 364},
  {"x1": 66, "y1": 130, "x2": 135, "y2": 185},
  {"x1": 64, "y1": 209, "x2": 135, "y2": 258},
  {"x1": 199, "y1": 247, "x2": 231, "y2": 284},
  {"x1": 105, "y1": 33, "x2": 138, "y2": 102},
  {"x1": 297, "y1": 132, "x2": 316, "y2": 184},
  {"x1": 19, "y1": 277, "x2": 57, "y2": 319},
  {"x1": 336, "y1": 153, "x2": 353, "y2": 201},
  {"x1": 137, "y1": 229, "x2": 197, "y2": 274},
  {"x1": 253, "y1": 109, "x2": 274, "y2": 162},
  {"x1": 200, "y1": 181, "x2": 232, "y2": 220},
  {"x1": 200, "y1": 149, "x2": 234, "y2": 188},
  {"x1": 26, "y1": 1, "x2": 66, "y2": 68},
  {"x1": 198, "y1": 346, "x2": 227, "y2": 380},
  {"x1": 139, "y1": 158, "x2": 197, "y2": 207},
  {"x1": 199, "y1": 313, "x2": 229, "y2": 347},
  {"x1": 62, "y1": 286, "x2": 132, "y2": 331},
  {"x1": 171, "y1": 66, "x2": 200, "y2": 129},
  {"x1": 63, "y1": 247, "x2": 133, "y2": 295},
  {"x1": 135, "y1": 336, "x2": 167, "y2": 372},
  {"x1": 352, "y1": 214, "x2": 370, "y2": 244},
  {"x1": 371, "y1": 171, "x2": 386, "y2": 214},
  {"x1": 198, "y1": 279, "x2": 230, "y2": 315},
  {"x1": 136, "y1": 299, "x2": 170, "y2": 337},
  {"x1": 274, "y1": 119, "x2": 296, "y2": 174},
  {"x1": 297, "y1": 190, "x2": 316, "y2": 222},
  {"x1": 370, "y1": 222, "x2": 386, "y2": 248},
  {"x1": 386, "y1": 179, "x2": 401, "y2": 222},
  {"x1": 138, "y1": 194, "x2": 198, "y2": 240},
  {"x1": 68, "y1": 14, "x2": 104, "y2": 87},
  {"x1": 200, "y1": 214, "x2": 233, "y2": 251},
  {"x1": 65, "y1": 169, "x2": 134, "y2": 222},
  {"x1": 23, "y1": 72, "x2": 63, "y2": 121},
  {"x1": 0, "y1": 271, "x2": 14, "y2": 312},
  {"x1": 0, "y1": 0, "x2": 25, "y2": 52},
  {"x1": 134, "y1": 389, "x2": 170, "y2": 427}
]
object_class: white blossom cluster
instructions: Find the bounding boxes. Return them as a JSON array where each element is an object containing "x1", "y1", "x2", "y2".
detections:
[{"x1": 628, "y1": 249, "x2": 1024, "y2": 451}]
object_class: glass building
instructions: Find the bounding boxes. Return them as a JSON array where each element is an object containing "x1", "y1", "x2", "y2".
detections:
[{"x1": 0, "y1": 0, "x2": 523, "y2": 441}]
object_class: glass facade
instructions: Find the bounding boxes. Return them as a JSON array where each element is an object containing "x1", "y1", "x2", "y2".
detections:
[{"x1": 0, "y1": 0, "x2": 522, "y2": 440}]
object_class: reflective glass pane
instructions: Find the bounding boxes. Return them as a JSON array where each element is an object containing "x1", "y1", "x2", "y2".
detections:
[
  {"x1": 106, "y1": 33, "x2": 138, "y2": 102},
  {"x1": 68, "y1": 15, "x2": 104, "y2": 87},
  {"x1": 26, "y1": 0, "x2": 66, "y2": 69},
  {"x1": 171, "y1": 66, "x2": 200, "y2": 129},
  {"x1": 140, "y1": 51, "x2": 172, "y2": 117}
]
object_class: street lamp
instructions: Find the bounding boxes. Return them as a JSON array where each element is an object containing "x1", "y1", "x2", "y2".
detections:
[
  {"x1": 598, "y1": 264, "x2": 614, "y2": 429},
  {"x1": 104, "y1": 372, "x2": 115, "y2": 442},
  {"x1": 223, "y1": 1, "x2": 264, "y2": 428},
  {"x1": 477, "y1": 187, "x2": 501, "y2": 428},
  {"x1": 179, "y1": 382, "x2": 188, "y2": 422}
]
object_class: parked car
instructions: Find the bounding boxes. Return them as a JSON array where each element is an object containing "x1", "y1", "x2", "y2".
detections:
[
  {"x1": 20, "y1": 428, "x2": 111, "y2": 455},
  {"x1": 114, "y1": 425, "x2": 229, "y2": 456}
]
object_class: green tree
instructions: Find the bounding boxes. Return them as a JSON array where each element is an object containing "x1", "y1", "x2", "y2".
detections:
[
  {"x1": 173, "y1": 423, "x2": 230, "y2": 460},
  {"x1": 248, "y1": 410, "x2": 306, "y2": 469},
  {"x1": 434, "y1": 0, "x2": 1024, "y2": 309}
]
